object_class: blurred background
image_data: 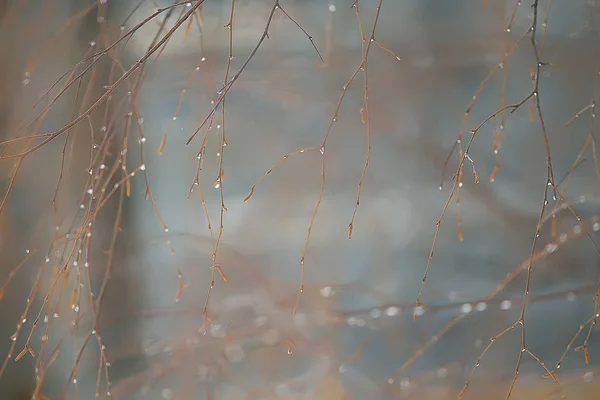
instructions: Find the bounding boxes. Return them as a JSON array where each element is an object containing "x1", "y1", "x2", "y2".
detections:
[{"x1": 1, "y1": 0, "x2": 600, "y2": 399}]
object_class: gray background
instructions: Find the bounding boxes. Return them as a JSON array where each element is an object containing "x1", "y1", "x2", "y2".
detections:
[{"x1": 1, "y1": 0, "x2": 600, "y2": 399}]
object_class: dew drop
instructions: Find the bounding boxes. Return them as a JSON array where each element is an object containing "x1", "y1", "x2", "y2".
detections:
[
  {"x1": 384, "y1": 306, "x2": 400, "y2": 317},
  {"x1": 224, "y1": 343, "x2": 245, "y2": 363},
  {"x1": 210, "y1": 323, "x2": 225, "y2": 338},
  {"x1": 437, "y1": 367, "x2": 448, "y2": 379},
  {"x1": 161, "y1": 388, "x2": 174, "y2": 400},
  {"x1": 500, "y1": 300, "x2": 512, "y2": 310},
  {"x1": 414, "y1": 306, "x2": 425, "y2": 317},
  {"x1": 319, "y1": 286, "x2": 334, "y2": 297},
  {"x1": 275, "y1": 383, "x2": 291, "y2": 397}
]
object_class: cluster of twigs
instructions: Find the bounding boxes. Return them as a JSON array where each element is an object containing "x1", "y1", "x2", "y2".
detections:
[{"x1": 0, "y1": 0, "x2": 598, "y2": 399}]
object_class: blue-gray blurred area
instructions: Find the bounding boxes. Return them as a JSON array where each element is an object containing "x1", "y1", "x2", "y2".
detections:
[{"x1": 1, "y1": 0, "x2": 600, "y2": 399}]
